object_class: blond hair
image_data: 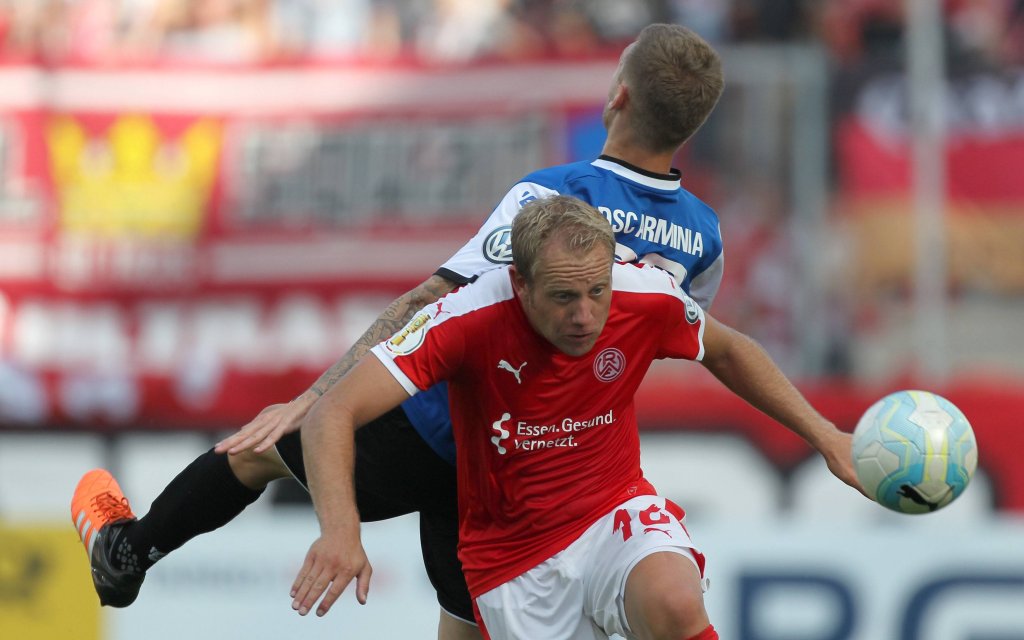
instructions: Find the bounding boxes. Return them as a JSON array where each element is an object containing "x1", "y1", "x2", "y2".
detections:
[{"x1": 511, "y1": 195, "x2": 615, "y2": 283}]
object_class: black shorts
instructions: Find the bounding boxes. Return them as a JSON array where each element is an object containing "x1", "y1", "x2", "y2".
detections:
[{"x1": 275, "y1": 407, "x2": 472, "y2": 622}]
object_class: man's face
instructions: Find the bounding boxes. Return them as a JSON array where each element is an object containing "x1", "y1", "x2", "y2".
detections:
[{"x1": 513, "y1": 241, "x2": 613, "y2": 357}]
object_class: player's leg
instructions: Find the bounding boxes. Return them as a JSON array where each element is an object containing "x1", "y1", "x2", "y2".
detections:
[
  {"x1": 585, "y1": 496, "x2": 716, "y2": 640},
  {"x1": 421, "y1": 502, "x2": 479, "y2": 639},
  {"x1": 71, "y1": 445, "x2": 293, "y2": 607},
  {"x1": 438, "y1": 609, "x2": 483, "y2": 640},
  {"x1": 622, "y1": 552, "x2": 714, "y2": 640}
]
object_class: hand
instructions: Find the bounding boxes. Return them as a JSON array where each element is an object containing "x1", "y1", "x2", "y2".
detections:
[
  {"x1": 214, "y1": 395, "x2": 317, "y2": 455},
  {"x1": 820, "y1": 430, "x2": 868, "y2": 498},
  {"x1": 291, "y1": 533, "x2": 372, "y2": 617}
]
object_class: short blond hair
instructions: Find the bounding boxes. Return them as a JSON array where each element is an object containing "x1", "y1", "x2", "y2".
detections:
[
  {"x1": 623, "y1": 23, "x2": 724, "y2": 153},
  {"x1": 510, "y1": 195, "x2": 615, "y2": 283}
]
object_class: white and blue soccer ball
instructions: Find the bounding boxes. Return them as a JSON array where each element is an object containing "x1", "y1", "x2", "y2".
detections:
[{"x1": 851, "y1": 390, "x2": 978, "y2": 514}]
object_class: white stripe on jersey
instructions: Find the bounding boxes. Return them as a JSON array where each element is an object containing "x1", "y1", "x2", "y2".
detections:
[
  {"x1": 616, "y1": 245, "x2": 716, "y2": 311},
  {"x1": 372, "y1": 350, "x2": 421, "y2": 396},
  {"x1": 372, "y1": 269, "x2": 516, "y2": 395},
  {"x1": 638, "y1": 253, "x2": 688, "y2": 290},
  {"x1": 611, "y1": 262, "x2": 686, "y2": 298},
  {"x1": 436, "y1": 267, "x2": 516, "y2": 318},
  {"x1": 590, "y1": 158, "x2": 680, "y2": 191}
]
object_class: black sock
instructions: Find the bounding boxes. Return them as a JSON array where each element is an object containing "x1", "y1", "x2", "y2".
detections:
[{"x1": 117, "y1": 448, "x2": 264, "y2": 572}]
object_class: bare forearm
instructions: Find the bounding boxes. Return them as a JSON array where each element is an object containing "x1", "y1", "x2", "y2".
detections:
[
  {"x1": 302, "y1": 357, "x2": 416, "y2": 530},
  {"x1": 302, "y1": 398, "x2": 360, "y2": 531},
  {"x1": 700, "y1": 318, "x2": 862, "y2": 493},
  {"x1": 701, "y1": 325, "x2": 838, "y2": 449},
  {"x1": 305, "y1": 275, "x2": 456, "y2": 399}
]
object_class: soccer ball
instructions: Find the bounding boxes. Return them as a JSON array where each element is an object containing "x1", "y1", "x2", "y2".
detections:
[{"x1": 851, "y1": 390, "x2": 978, "y2": 514}]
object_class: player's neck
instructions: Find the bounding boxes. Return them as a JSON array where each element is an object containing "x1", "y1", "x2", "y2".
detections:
[{"x1": 600, "y1": 141, "x2": 676, "y2": 176}]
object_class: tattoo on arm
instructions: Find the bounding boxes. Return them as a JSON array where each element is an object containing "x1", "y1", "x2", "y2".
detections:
[{"x1": 308, "y1": 275, "x2": 457, "y2": 397}]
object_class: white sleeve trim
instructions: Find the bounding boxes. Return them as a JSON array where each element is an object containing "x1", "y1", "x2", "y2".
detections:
[
  {"x1": 694, "y1": 304, "x2": 707, "y2": 362},
  {"x1": 370, "y1": 345, "x2": 420, "y2": 397}
]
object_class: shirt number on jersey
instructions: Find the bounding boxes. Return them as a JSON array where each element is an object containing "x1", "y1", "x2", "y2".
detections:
[{"x1": 612, "y1": 503, "x2": 672, "y2": 542}]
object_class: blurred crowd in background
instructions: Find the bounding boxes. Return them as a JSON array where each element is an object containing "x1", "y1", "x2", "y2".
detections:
[{"x1": 0, "y1": 0, "x2": 1022, "y2": 67}]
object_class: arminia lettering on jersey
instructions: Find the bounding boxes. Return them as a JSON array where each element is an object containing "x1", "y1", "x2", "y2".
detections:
[{"x1": 599, "y1": 206, "x2": 705, "y2": 256}]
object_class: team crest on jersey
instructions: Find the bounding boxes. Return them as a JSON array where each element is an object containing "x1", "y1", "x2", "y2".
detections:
[
  {"x1": 683, "y1": 297, "x2": 700, "y2": 324},
  {"x1": 483, "y1": 225, "x2": 513, "y2": 263},
  {"x1": 385, "y1": 310, "x2": 435, "y2": 356},
  {"x1": 593, "y1": 348, "x2": 625, "y2": 382}
]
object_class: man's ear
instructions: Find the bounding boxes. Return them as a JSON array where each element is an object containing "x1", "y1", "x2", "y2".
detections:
[
  {"x1": 509, "y1": 265, "x2": 528, "y2": 298},
  {"x1": 608, "y1": 82, "x2": 629, "y2": 111}
]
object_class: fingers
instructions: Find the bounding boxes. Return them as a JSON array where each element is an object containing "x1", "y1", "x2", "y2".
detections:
[
  {"x1": 355, "y1": 561, "x2": 373, "y2": 605},
  {"x1": 215, "y1": 419, "x2": 276, "y2": 455},
  {"x1": 215, "y1": 401, "x2": 311, "y2": 455},
  {"x1": 290, "y1": 547, "x2": 368, "y2": 617},
  {"x1": 215, "y1": 425, "x2": 261, "y2": 454},
  {"x1": 317, "y1": 578, "x2": 348, "y2": 616},
  {"x1": 290, "y1": 552, "x2": 316, "y2": 601},
  {"x1": 291, "y1": 562, "x2": 332, "y2": 616}
]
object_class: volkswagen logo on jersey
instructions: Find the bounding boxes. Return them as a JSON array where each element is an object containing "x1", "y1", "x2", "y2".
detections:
[
  {"x1": 483, "y1": 225, "x2": 513, "y2": 264},
  {"x1": 684, "y1": 297, "x2": 700, "y2": 324},
  {"x1": 593, "y1": 348, "x2": 626, "y2": 382}
]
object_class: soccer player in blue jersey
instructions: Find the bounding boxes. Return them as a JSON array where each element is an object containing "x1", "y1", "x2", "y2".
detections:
[{"x1": 72, "y1": 24, "x2": 727, "y2": 640}]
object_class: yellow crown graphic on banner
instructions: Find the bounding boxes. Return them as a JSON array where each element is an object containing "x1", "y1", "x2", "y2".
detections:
[{"x1": 47, "y1": 115, "x2": 220, "y2": 239}]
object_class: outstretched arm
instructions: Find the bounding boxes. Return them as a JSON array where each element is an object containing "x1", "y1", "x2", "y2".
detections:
[
  {"x1": 699, "y1": 315, "x2": 864, "y2": 495},
  {"x1": 290, "y1": 355, "x2": 411, "y2": 617},
  {"x1": 215, "y1": 274, "x2": 458, "y2": 454}
]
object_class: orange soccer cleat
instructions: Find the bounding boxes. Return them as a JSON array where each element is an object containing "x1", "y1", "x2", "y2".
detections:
[{"x1": 71, "y1": 469, "x2": 145, "y2": 607}]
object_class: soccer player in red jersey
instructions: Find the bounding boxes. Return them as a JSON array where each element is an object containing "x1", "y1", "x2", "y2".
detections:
[{"x1": 291, "y1": 195, "x2": 861, "y2": 640}]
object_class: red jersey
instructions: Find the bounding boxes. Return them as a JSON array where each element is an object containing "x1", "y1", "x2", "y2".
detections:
[{"x1": 371, "y1": 262, "x2": 706, "y2": 597}]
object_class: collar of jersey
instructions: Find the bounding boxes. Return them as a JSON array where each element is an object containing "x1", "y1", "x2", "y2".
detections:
[{"x1": 592, "y1": 156, "x2": 681, "y2": 191}]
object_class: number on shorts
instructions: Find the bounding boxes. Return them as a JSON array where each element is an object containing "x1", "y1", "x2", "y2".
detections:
[{"x1": 613, "y1": 503, "x2": 671, "y2": 542}]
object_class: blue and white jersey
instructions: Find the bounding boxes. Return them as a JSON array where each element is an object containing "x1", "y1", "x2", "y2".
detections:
[{"x1": 401, "y1": 155, "x2": 724, "y2": 464}]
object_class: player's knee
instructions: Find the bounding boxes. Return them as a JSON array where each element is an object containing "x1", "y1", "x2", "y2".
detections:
[
  {"x1": 226, "y1": 447, "x2": 290, "y2": 489},
  {"x1": 635, "y1": 586, "x2": 708, "y2": 639}
]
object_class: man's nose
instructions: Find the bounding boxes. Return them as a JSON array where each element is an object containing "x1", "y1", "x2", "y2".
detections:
[{"x1": 570, "y1": 300, "x2": 595, "y2": 325}]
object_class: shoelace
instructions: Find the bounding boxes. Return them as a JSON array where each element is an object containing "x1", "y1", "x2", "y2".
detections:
[{"x1": 92, "y1": 492, "x2": 133, "y2": 522}]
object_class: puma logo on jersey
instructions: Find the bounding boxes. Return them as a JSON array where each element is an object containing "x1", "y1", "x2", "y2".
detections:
[
  {"x1": 491, "y1": 413, "x2": 511, "y2": 454},
  {"x1": 434, "y1": 300, "x2": 449, "y2": 318},
  {"x1": 497, "y1": 359, "x2": 527, "y2": 384}
]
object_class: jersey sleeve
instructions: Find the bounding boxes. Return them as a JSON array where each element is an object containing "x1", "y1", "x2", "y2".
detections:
[
  {"x1": 687, "y1": 246, "x2": 724, "y2": 311},
  {"x1": 434, "y1": 181, "x2": 560, "y2": 284},
  {"x1": 656, "y1": 292, "x2": 707, "y2": 362},
  {"x1": 370, "y1": 303, "x2": 466, "y2": 396}
]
